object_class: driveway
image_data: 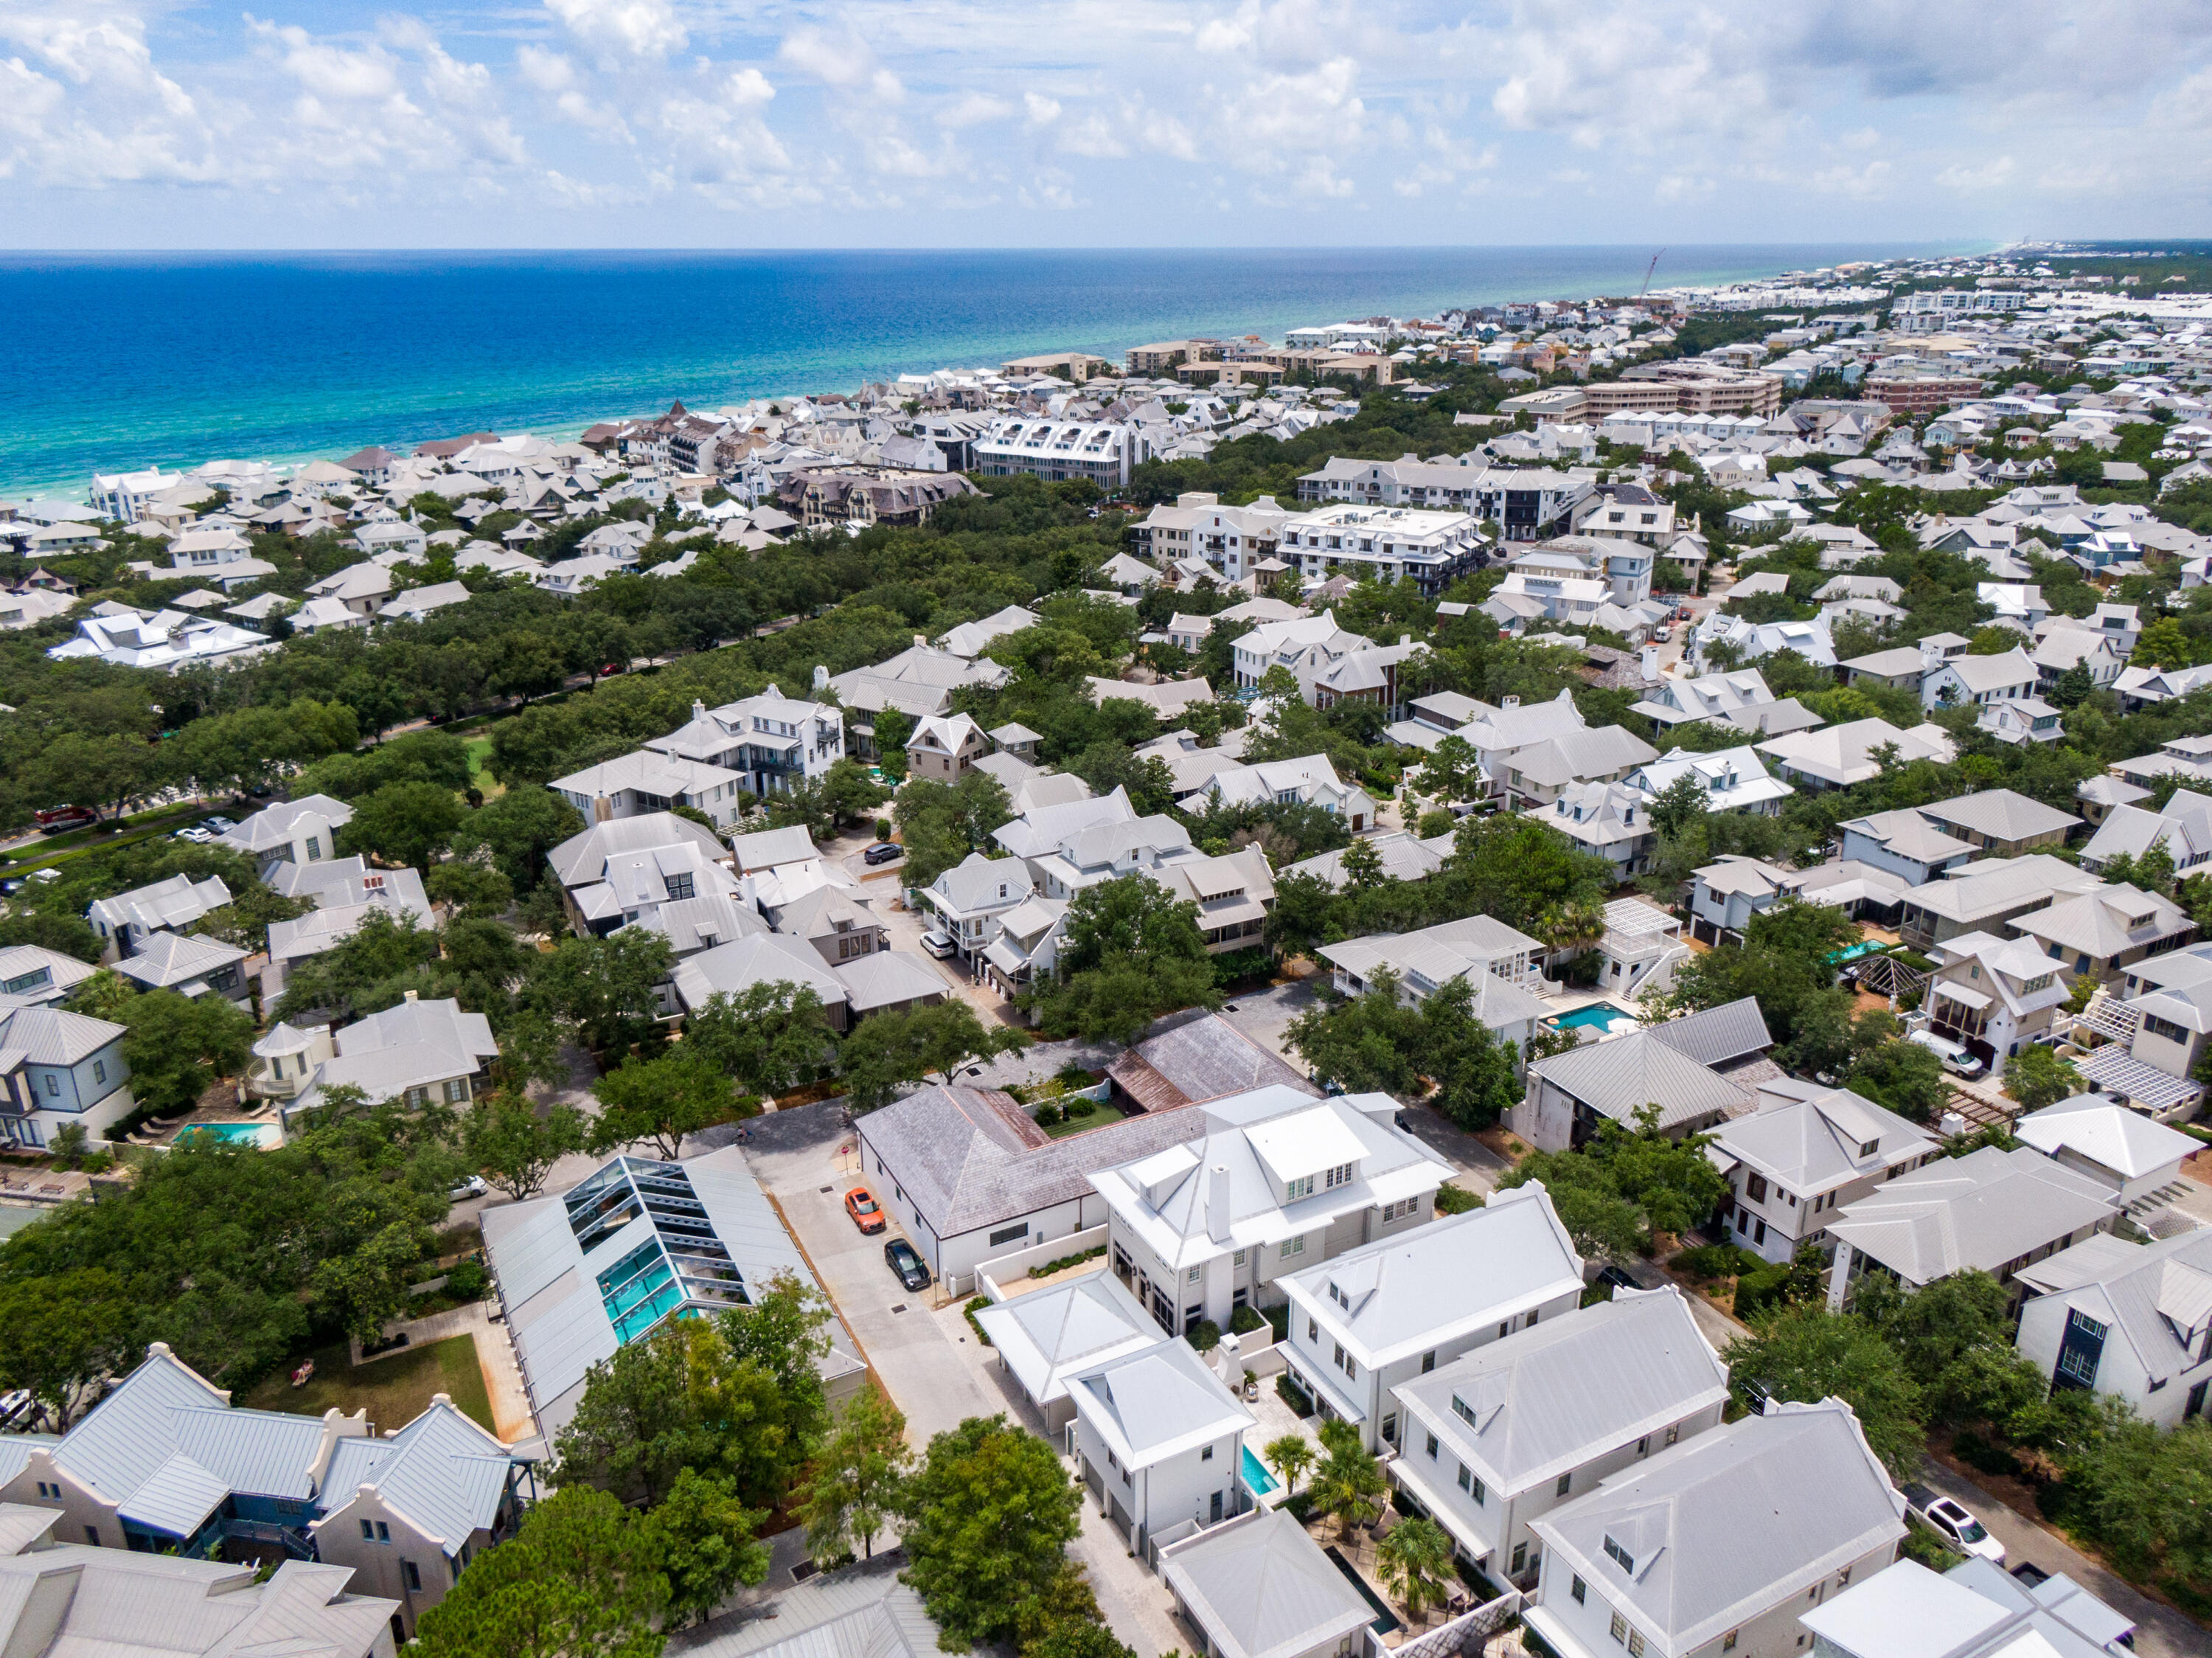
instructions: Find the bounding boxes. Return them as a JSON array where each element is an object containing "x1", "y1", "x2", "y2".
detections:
[
  {"x1": 1911, "y1": 1457, "x2": 2206, "y2": 1658},
  {"x1": 725, "y1": 1103, "x2": 1183, "y2": 1657},
  {"x1": 1214, "y1": 977, "x2": 1323, "y2": 1060}
]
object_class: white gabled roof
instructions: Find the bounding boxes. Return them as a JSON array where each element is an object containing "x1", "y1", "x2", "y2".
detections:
[{"x1": 2014, "y1": 1094, "x2": 2199, "y2": 1181}]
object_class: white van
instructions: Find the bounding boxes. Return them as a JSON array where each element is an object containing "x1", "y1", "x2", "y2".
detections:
[{"x1": 1907, "y1": 1028, "x2": 1986, "y2": 1079}]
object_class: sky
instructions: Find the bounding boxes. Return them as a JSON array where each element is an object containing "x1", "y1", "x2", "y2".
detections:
[{"x1": 4, "y1": 0, "x2": 2210, "y2": 249}]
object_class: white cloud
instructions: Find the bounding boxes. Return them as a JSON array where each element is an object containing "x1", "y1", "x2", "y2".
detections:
[
  {"x1": 939, "y1": 91, "x2": 1013, "y2": 128},
  {"x1": 1023, "y1": 91, "x2": 1061, "y2": 125},
  {"x1": 545, "y1": 0, "x2": 686, "y2": 61},
  {"x1": 1935, "y1": 155, "x2": 2015, "y2": 191},
  {"x1": 779, "y1": 27, "x2": 903, "y2": 102}
]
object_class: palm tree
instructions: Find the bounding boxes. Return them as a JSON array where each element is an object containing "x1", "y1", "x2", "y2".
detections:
[
  {"x1": 1375, "y1": 1516, "x2": 1456, "y2": 1620},
  {"x1": 1264, "y1": 1433, "x2": 1315, "y2": 1496},
  {"x1": 1312, "y1": 1426, "x2": 1388, "y2": 1538}
]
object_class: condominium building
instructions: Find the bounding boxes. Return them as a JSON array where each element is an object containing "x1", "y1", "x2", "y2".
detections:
[{"x1": 1276, "y1": 504, "x2": 1489, "y2": 594}]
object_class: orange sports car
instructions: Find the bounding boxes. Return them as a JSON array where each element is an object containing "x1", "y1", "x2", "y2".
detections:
[{"x1": 844, "y1": 1187, "x2": 886, "y2": 1233}]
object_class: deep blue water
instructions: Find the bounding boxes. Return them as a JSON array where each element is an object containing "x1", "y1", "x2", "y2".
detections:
[{"x1": 0, "y1": 245, "x2": 1952, "y2": 499}]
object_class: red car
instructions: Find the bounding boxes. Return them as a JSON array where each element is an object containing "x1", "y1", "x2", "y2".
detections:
[{"x1": 844, "y1": 1187, "x2": 886, "y2": 1234}]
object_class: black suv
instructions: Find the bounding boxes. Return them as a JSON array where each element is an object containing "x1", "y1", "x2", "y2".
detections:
[{"x1": 884, "y1": 1238, "x2": 931, "y2": 1292}]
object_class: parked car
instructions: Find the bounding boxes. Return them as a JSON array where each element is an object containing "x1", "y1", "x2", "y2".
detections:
[
  {"x1": 1907, "y1": 1029, "x2": 1986, "y2": 1078},
  {"x1": 1593, "y1": 1263, "x2": 1641, "y2": 1297},
  {"x1": 448, "y1": 1175, "x2": 488, "y2": 1201},
  {"x1": 172, "y1": 826, "x2": 215, "y2": 844},
  {"x1": 1652, "y1": 626, "x2": 1672, "y2": 642},
  {"x1": 33, "y1": 806, "x2": 97, "y2": 833},
  {"x1": 0, "y1": 1390, "x2": 34, "y2": 1429},
  {"x1": 200, "y1": 815, "x2": 238, "y2": 834},
  {"x1": 1902, "y1": 1482, "x2": 2007, "y2": 1565},
  {"x1": 863, "y1": 841, "x2": 903, "y2": 866},
  {"x1": 884, "y1": 1237, "x2": 931, "y2": 1292},
  {"x1": 844, "y1": 1187, "x2": 886, "y2": 1234},
  {"x1": 919, "y1": 929, "x2": 957, "y2": 959}
]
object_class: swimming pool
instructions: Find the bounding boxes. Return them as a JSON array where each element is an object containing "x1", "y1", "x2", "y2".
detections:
[
  {"x1": 1828, "y1": 941, "x2": 1888, "y2": 965},
  {"x1": 177, "y1": 1123, "x2": 279, "y2": 1148},
  {"x1": 1548, "y1": 1002, "x2": 1637, "y2": 1033},
  {"x1": 1239, "y1": 1443, "x2": 1279, "y2": 1497}
]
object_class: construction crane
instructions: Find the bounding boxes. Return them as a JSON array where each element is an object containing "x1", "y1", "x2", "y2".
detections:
[{"x1": 1638, "y1": 249, "x2": 1666, "y2": 299}]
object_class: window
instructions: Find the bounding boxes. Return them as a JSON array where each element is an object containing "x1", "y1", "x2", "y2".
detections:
[
  {"x1": 1604, "y1": 1536, "x2": 1635, "y2": 1573},
  {"x1": 361, "y1": 1520, "x2": 375, "y2": 1541},
  {"x1": 1556, "y1": 1472, "x2": 1571, "y2": 1497},
  {"x1": 1281, "y1": 1234, "x2": 1305, "y2": 1258},
  {"x1": 1286, "y1": 1175, "x2": 1314, "y2": 1201},
  {"x1": 1324, "y1": 1161, "x2": 1354, "y2": 1189},
  {"x1": 1745, "y1": 1173, "x2": 1767, "y2": 1203},
  {"x1": 1628, "y1": 1632, "x2": 1645, "y2": 1658},
  {"x1": 306, "y1": 836, "x2": 322, "y2": 860},
  {"x1": 1511, "y1": 1542, "x2": 1527, "y2": 1574},
  {"x1": 664, "y1": 873, "x2": 695, "y2": 901},
  {"x1": 85, "y1": 1527, "x2": 99, "y2": 1547},
  {"x1": 989, "y1": 1224, "x2": 1027, "y2": 1247},
  {"x1": 1309, "y1": 1317, "x2": 1319, "y2": 1342},
  {"x1": 1421, "y1": 1350, "x2": 1436, "y2": 1373},
  {"x1": 43, "y1": 1075, "x2": 57, "y2": 1097},
  {"x1": 1571, "y1": 1575, "x2": 1587, "y2": 1606},
  {"x1": 1664, "y1": 1423, "x2": 1679, "y2": 1446},
  {"x1": 1456, "y1": 1463, "x2": 1471, "y2": 1492},
  {"x1": 443, "y1": 1078, "x2": 468, "y2": 1104},
  {"x1": 1637, "y1": 1436, "x2": 1649, "y2": 1455},
  {"x1": 1610, "y1": 1612, "x2": 1628, "y2": 1646},
  {"x1": 1201, "y1": 1446, "x2": 1214, "y2": 1461},
  {"x1": 403, "y1": 1560, "x2": 422, "y2": 1593},
  {"x1": 377, "y1": 1522, "x2": 391, "y2": 1544},
  {"x1": 1425, "y1": 1432, "x2": 1439, "y2": 1459},
  {"x1": 1724, "y1": 1635, "x2": 1738, "y2": 1653},
  {"x1": 92, "y1": 1061, "x2": 105, "y2": 1086}
]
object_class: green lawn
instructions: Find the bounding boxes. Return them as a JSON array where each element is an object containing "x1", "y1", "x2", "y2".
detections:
[
  {"x1": 240, "y1": 1333, "x2": 495, "y2": 1435},
  {"x1": 1040, "y1": 1101, "x2": 1128, "y2": 1139}
]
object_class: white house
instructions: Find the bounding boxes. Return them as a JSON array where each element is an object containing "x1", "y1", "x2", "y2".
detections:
[
  {"x1": 1704, "y1": 1085, "x2": 1941, "y2": 1266},
  {"x1": 2012, "y1": 1093, "x2": 2200, "y2": 1206},
  {"x1": 1091, "y1": 1085, "x2": 1453, "y2": 1335},
  {"x1": 1802, "y1": 1555, "x2": 2138, "y2": 1658},
  {"x1": 1276, "y1": 1183, "x2": 1585, "y2": 1453},
  {"x1": 1388, "y1": 1287, "x2": 1731, "y2": 1586},
  {"x1": 1921, "y1": 648, "x2": 2039, "y2": 712},
  {"x1": 1067, "y1": 1333, "x2": 1256, "y2": 1555},
  {"x1": 551, "y1": 750, "x2": 748, "y2": 830},
  {"x1": 1522, "y1": 1400, "x2": 1906, "y2": 1658},
  {"x1": 644, "y1": 687, "x2": 845, "y2": 799},
  {"x1": 215, "y1": 794, "x2": 355, "y2": 874},
  {"x1": 973, "y1": 1270, "x2": 1164, "y2": 1430},
  {"x1": 86, "y1": 872, "x2": 232, "y2": 958},
  {"x1": 2015, "y1": 1229, "x2": 2212, "y2": 1430}
]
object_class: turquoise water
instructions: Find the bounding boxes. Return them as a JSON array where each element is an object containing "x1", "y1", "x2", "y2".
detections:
[
  {"x1": 1549, "y1": 1002, "x2": 1636, "y2": 1032},
  {"x1": 0, "y1": 243, "x2": 1946, "y2": 498},
  {"x1": 178, "y1": 1123, "x2": 275, "y2": 1146},
  {"x1": 1325, "y1": 1544, "x2": 1403, "y2": 1635},
  {"x1": 1829, "y1": 942, "x2": 1888, "y2": 964},
  {"x1": 1240, "y1": 1443, "x2": 1280, "y2": 1496}
]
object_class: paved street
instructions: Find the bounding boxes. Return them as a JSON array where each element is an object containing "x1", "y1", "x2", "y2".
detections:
[
  {"x1": 717, "y1": 1101, "x2": 1186, "y2": 1657},
  {"x1": 1912, "y1": 1457, "x2": 2204, "y2": 1658}
]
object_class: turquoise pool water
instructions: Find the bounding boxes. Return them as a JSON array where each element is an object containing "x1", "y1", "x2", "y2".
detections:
[
  {"x1": 1829, "y1": 942, "x2": 1888, "y2": 964},
  {"x1": 1548, "y1": 1002, "x2": 1635, "y2": 1032},
  {"x1": 1240, "y1": 1444, "x2": 1279, "y2": 1496},
  {"x1": 178, "y1": 1123, "x2": 276, "y2": 1147}
]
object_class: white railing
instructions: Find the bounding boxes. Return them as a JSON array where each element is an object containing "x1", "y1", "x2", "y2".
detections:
[{"x1": 1377, "y1": 1590, "x2": 1527, "y2": 1658}]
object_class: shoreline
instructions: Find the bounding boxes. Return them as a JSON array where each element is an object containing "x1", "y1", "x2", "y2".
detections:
[{"x1": 0, "y1": 242, "x2": 1960, "y2": 502}]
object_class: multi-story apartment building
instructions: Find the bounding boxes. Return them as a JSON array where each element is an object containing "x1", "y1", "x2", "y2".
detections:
[
  {"x1": 974, "y1": 417, "x2": 1136, "y2": 488},
  {"x1": 1276, "y1": 504, "x2": 1489, "y2": 594},
  {"x1": 1134, "y1": 492, "x2": 1293, "y2": 580}
]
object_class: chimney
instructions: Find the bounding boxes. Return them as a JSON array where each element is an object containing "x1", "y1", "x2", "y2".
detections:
[
  {"x1": 914, "y1": 633, "x2": 928, "y2": 649},
  {"x1": 1501, "y1": 694, "x2": 1521, "y2": 710},
  {"x1": 403, "y1": 989, "x2": 418, "y2": 1004},
  {"x1": 692, "y1": 699, "x2": 707, "y2": 720},
  {"x1": 1206, "y1": 1164, "x2": 1232, "y2": 1245},
  {"x1": 1640, "y1": 644, "x2": 1659, "y2": 682},
  {"x1": 813, "y1": 664, "x2": 830, "y2": 691}
]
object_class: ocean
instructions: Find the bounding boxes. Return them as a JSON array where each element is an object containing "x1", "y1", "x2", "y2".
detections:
[{"x1": 0, "y1": 244, "x2": 1952, "y2": 501}]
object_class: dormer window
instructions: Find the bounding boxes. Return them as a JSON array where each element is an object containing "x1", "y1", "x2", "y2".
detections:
[
  {"x1": 1286, "y1": 1175, "x2": 1314, "y2": 1201},
  {"x1": 1604, "y1": 1536, "x2": 1635, "y2": 1574},
  {"x1": 1324, "y1": 1162, "x2": 1354, "y2": 1190},
  {"x1": 1860, "y1": 1139, "x2": 1879, "y2": 1158}
]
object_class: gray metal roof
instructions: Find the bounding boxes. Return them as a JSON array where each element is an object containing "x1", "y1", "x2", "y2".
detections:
[
  {"x1": 1528, "y1": 1029, "x2": 1752, "y2": 1131},
  {"x1": 0, "y1": 1543, "x2": 397, "y2": 1658},
  {"x1": 834, "y1": 951, "x2": 950, "y2": 1014},
  {"x1": 1280, "y1": 1183, "x2": 1584, "y2": 1368},
  {"x1": 1644, "y1": 996, "x2": 1773, "y2": 1069},
  {"x1": 1826, "y1": 1146, "x2": 2118, "y2": 1286},
  {"x1": 1393, "y1": 1287, "x2": 1730, "y2": 1496},
  {"x1": 316, "y1": 1400, "x2": 512, "y2": 1550},
  {"x1": 216, "y1": 794, "x2": 354, "y2": 853},
  {"x1": 686, "y1": 1551, "x2": 961, "y2": 1658},
  {"x1": 1801, "y1": 1555, "x2": 2131, "y2": 1658},
  {"x1": 973, "y1": 1272, "x2": 1159, "y2": 1405},
  {"x1": 0, "y1": 1004, "x2": 123, "y2": 1066},
  {"x1": 1068, "y1": 1335, "x2": 1253, "y2": 1466},
  {"x1": 549, "y1": 811, "x2": 728, "y2": 889},
  {"x1": 1705, "y1": 1088, "x2": 1936, "y2": 1199},
  {"x1": 111, "y1": 929, "x2": 247, "y2": 991},
  {"x1": 1918, "y1": 788, "x2": 2081, "y2": 843},
  {"x1": 856, "y1": 1083, "x2": 1208, "y2": 1239},
  {"x1": 2014, "y1": 1227, "x2": 2212, "y2": 1389},
  {"x1": 1161, "y1": 1508, "x2": 1375, "y2": 1658},
  {"x1": 315, "y1": 995, "x2": 498, "y2": 1103},
  {"x1": 114, "y1": 1451, "x2": 229, "y2": 1536},
  {"x1": 1529, "y1": 1399, "x2": 1906, "y2": 1652},
  {"x1": 86, "y1": 873, "x2": 232, "y2": 936}
]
